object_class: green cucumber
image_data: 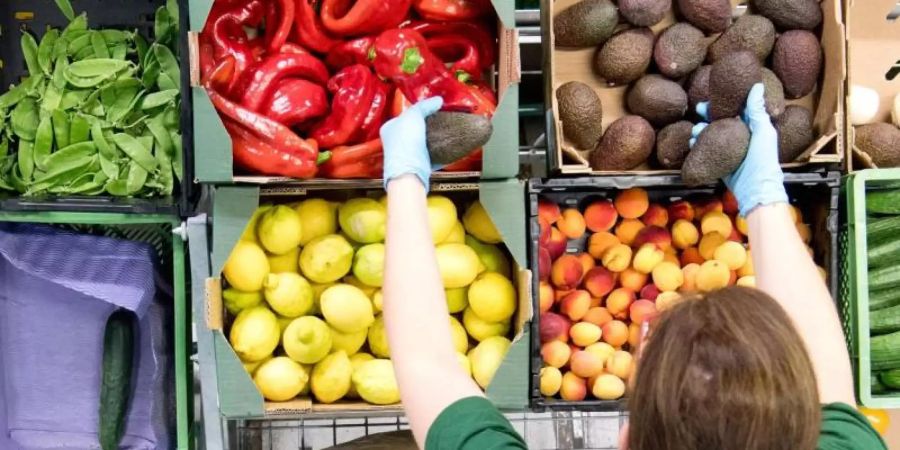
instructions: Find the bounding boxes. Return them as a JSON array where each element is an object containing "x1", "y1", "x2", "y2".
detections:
[
  {"x1": 868, "y1": 239, "x2": 900, "y2": 268},
  {"x1": 867, "y1": 190, "x2": 900, "y2": 215},
  {"x1": 869, "y1": 265, "x2": 900, "y2": 292},
  {"x1": 99, "y1": 310, "x2": 135, "y2": 450},
  {"x1": 872, "y1": 331, "x2": 900, "y2": 371},
  {"x1": 870, "y1": 303, "x2": 900, "y2": 334},
  {"x1": 880, "y1": 369, "x2": 900, "y2": 390},
  {"x1": 873, "y1": 373, "x2": 889, "y2": 394},
  {"x1": 870, "y1": 288, "x2": 900, "y2": 311},
  {"x1": 867, "y1": 216, "x2": 900, "y2": 245}
]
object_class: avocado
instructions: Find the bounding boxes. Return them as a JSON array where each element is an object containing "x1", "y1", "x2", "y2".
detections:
[
  {"x1": 855, "y1": 123, "x2": 900, "y2": 168},
  {"x1": 554, "y1": 0, "x2": 619, "y2": 47},
  {"x1": 591, "y1": 115, "x2": 656, "y2": 170},
  {"x1": 681, "y1": 118, "x2": 751, "y2": 185},
  {"x1": 676, "y1": 0, "x2": 732, "y2": 33},
  {"x1": 687, "y1": 65, "x2": 711, "y2": 110},
  {"x1": 656, "y1": 121, "x2": 694, "y2": 169},
  {"x1": 761, "y1": 68, "x2": 786, "y2": 118},
  {"x1": 772, "y1": 30, "x2": 822, "y2": 99},
  {"x1": 707, "y1": 14, "x2": 775, "y2": 62},
  {"x1": 619, "y1": 0, "x2": 671, "y2": 26},
  {"x1": 557, "y1": 81, "x2": 604, "y2": 150},
  {"x1": 654, "y1": 23, "x2": 708, "y2": 79},
  {"x1": 595, "y1": 28, "x2": 655, "y2": 86},
  {"x1": 709, "y1": 51, "x2": 761, "y2": 120},
  {"x1": 627, "y1": 75, "x2": 689, "y2": 126},
  {"x1": 775, "y1": 105, "x2": 814, "y2": 163},
  {"x1": 426, "y1": 113, "x2": 493, "y2": 166},
  {"x1": 751, "y1": 0, "x2": 822, "y2": 30}
]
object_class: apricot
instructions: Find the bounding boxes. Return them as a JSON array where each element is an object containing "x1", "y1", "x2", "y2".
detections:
[
  {"x1": 560, "y1": 290, "x2": 592, "y2": 321},
  {"x1": 606, "y1": 288, "x2": 635, "y2": 320},
  {"x1": 589, "y1": 296, "x2": 602, "y2": 308},
  {"x1": 668, "y1": 200, "x2": 695, "y2": 222},
  {"x1": 584, "y1": 200, "x2": 619, "y2": 232},
  {"x1": 797, "y1": 223, "x2": 812, "y2": 243},
  {"x1": 655, "y1": 291, "x2": 683, "y2": 311},
  {"x1": 538, "y1": 217, "x2": 551, "y2": 247},
  {"x1": 551, "y1": 254, "x2": 584, "y2": 290},
  {"x1": 736, "y1": 215, "x2": 749, "y2": 236},
  {"x1": 694, "y1": 197, "x2": 723, "y2": 219},
  {"x1": 722, "y1": 190, "x2": 739, "y2": 215},
  {"x1": 619, "y1": 267, "x2": 648, "y2": 292},
  {"x1": 570, "y1": 350, "x2": 605, "y2": 378},
  {"x1": 727, "y1": 226, "x2": 742, "y2": 243},
  {"x1": 539, "y1": 312, "x2": 571, "y2": 343},
  {"x1": 585, "y1": 342, "x2": 616, "y2": 362},
  {"x1": 615, "y1": 218, "x2": 645, "y2": 246},
  {"x1": 601, "y1": 244, "x2": 633, "y2": 273},
  {"x1": 628, "y1": 322, "x2": 642, "y2": 348},
  {"x1": 560, "y1": 371, "x2": 588, "y2": 401},
  {"x1": 662, "y1": 251, "x2": 680, "y2": 266},
  {"x1": 728, "y1": 270, "x2": 738, "y2": 286},
  {"x1": 632, "y1": 243, "x2": 665, "y2": 274},
  {"x1": 570, "y1": 322, "x2": 602, "y2": 346},
  {"x1": 584, "y1": 266, "x2": 616, "y2": 298},
  {"x1": 737, "y1": 249, "x2": 754, "y2": 277},
  {"x1": 652, "y1": 261, "x2": 684, "y2": 292},
  {"x1": 601, "y1": 320, "x2": 629, "y2": 347},
  {"x1": 605, "y1": 350, "x2": 634, "y2": 380},
  {"x1": 539, "y1": 281, "x2": 555, "y2": 313},
  {"x1": 671, "y1": 219, "x2": 699, "y2": 250},
  {"x1": 558, "y1": 208, "x2": 587, "y2": 239},
  {"x1": 639, "y1": 284, "x2": 660, "y2": 301},
  {"x1": 696, "y1": 260, "x2": 731, "y2": 292},
  {"x1": 583, "y1": 307, "x2": 614, "y2": 327},
  {"x1": 701, "y1": 211, "x2": 733, "y2": 238},
  {"x1": 680, "y1": 246, "x2": 705, "y2": 266},
  {"x1": 615, "y1": 188, "x2": 650, "y2": 219},
  {"x1": 633, "y1": 226, "x2": 672, "y2": 251},
  {"x1": 592, "y1": 373, "x2": 626, "y2": 400},
  {"x1": 539, "y1": 366, "x2": 563, "y2": 397},
  {"x1": 588, "y1": 232, "x2": 620, "y2": 260},
  {"x1": 546, "y1": 227, "x2": 567, "y2": 260},
  {"x1": 698, "y1": 232, "x2": 727, "y2": 261},
  {"x1": 555, "y1": 289, "x2": 573, "y2": 302},
  {"x1": 538, "y1": 247, "x2": 552, "y2": 281},
  {"x1": 642, "y1": 203, "x2": 669, "y2": 228},
  {"x1": 736, "y1": 275, "x2": 756, "y2": 287},
  {"x1": 630, "y1": 299, "x2": 657, "y2": 324},
  {"x1": 541, "y1": 340, "x2": 572, "y2": 368},
  {"x1": 681, "y1": 263, "x2": 701, "y2": 292},
  {"x1": 538, "y1": 199, "x2": 561, "y2": 225},
  {"x1": 713, "y1": 241, "x2": 748, "y2": 270}
]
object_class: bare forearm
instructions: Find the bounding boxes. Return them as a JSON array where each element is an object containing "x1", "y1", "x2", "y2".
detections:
[
  {"x1": 383, "y1": 175, "x2": 483, "y2": 444},
  {"x1": 747, "y1": 203, "x2": 855, "y2": 405}
]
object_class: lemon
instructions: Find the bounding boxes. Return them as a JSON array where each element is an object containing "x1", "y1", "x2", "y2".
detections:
[
  {"x1": 223, "y1": 241, "x2": 270, "y2": 292},
  {"x1": 465, "y1": 236, "x2": 511, "y2": 278},
  {"x1": 352, "y1": 359, "x2": 400, "y2": 405},
  {"x1": 449, "y1": 316, "x2": 469, "y2": 354},
  {"x1": 440, "y1": 221, "x2": 466, "y2": 244},
  {"x1": 240, "y1": 205, "x2": 273, "y2": 245},
  {"x1": 427, "y1": 195, "x2": 459, "y2": 243},
  {"x1": 253, "y1": 357, "x2": 309, "y2": 402},
  {"x1": 343, "y1": 275, "x2": 378, "y2": 298},
  {"x1": 276, "y1": 315, "x2": 294, "y2": 334},
  {"x1": 241, "y1": 354, "x2": 272, "y2": 376},
  {"x1": 463, "y1": 306, "x2": 510, "y2": 342},
  {"x1": 468, "y1": 272, "x2": 517, "y2": 322},
  {"x1": 258, "y1": 205, "x2": 303, "y2": 255},
  {"x1": 230, "y1": 306, "x2": 280, "y2": 362},
  {"x1": 435, "y1": 243, "x2": 484, "y2": 288},
  {"x1": 320, "y1": 284, "x2": 375, "y2": 333},
  {"x1": 352, "y1": 243, "x2": 385, "y2": 287},
  {"x1": 264, "y1": 273, "x2": 314, "y2": 318},
  {"x1": 311, "y1": 351, "x2": 352, "y2": 403},
  {"x1": 468, "y1": 336, "x2": 511, "y2": 389},
  {"x1": 463, "y1": 201, "x2": 502, "y2": 244},
  {"x1": 295, "y1": 199, "x2": 338, "y2": 245},
  {"x1": 299, "y1": 234, "x2": 354, "y2": 283},
  {"x1": 329, "y1": 325, "x2": 368, "y2": 355},
  {"x1": 339, "y1": 198, "x2": 387, "y2": 244},
  {"x1": 445, "y1": 287, "x2": 468, "y2": 313},
  {"x1": 223, "y1": 288, "x2": 263, "y2": 315},
  {"x1": 282, "y1": 316, "x2": 332, "y2": 364},
  {"x1": 456, "y1": 352, "x2": 472, "y2": 376},
  {"x1": 367, "y1": 315, "x2": 390, "y2": 358},
  {"x1": 372, "y1": 290, "x2": 384, "y2": 313},
  {"x1": 310, "y1": 282, "x2": 334, "y2": 315},
  {"x1": 267, "y1": 247, "x2": 299, "y2": 274},
  {"x1": 346, "y1": 352, "x2": 375, "y2": 399}
]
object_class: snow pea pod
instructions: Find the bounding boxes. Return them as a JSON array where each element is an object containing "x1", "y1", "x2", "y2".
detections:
[
  {"x1": 18, "y1": 140, "x2": 34, "y2": 182},
  {"x1": 37, "y1": 29, "x2": 59, "y2": 75},
  {"x1": 67, "y1": 32, "x2": 92, "y2": 55},
  {"x1": 11, "y1": 98, "x2": 38, "y2": 141},
  {"x1": 28, "y1": 154, "x2": 97, "y2": 194},
  {"x1": 67, "y1": 59, "x2": 131, "y2": 78},
  {"x1": 0, "y1": 83, "x2": 29, "y2": 109},
  {"x1": 55, "y1": 0, "x2": 76, "y2": 21},
  {"x1": 69, "y1": 115, "x2": 91, "y2": 144},
  {"x1": 153, "y1": 44, "x2": 180, "y2": 91},
  {"x1": 140, "y1": 89, "x2": 178, "y2": 110},
  {"x1": 112, "y1": 133, "x2": 157, "y2": 172},
  {"x1": 21, "y1": 33, "x2": 40, "y2": 76},
  {"x1": 33, "y1": 117, "x2": 54, "y2": 170},
  {"x1": 51, "y1": 110, "x2": 70, "y2": 149},
  {"x1": 91, "y1": 32, "x2": 110, "y2": 59},
  {"x1": 126, "y1": 162, "x2": 148, "y2": 194}
]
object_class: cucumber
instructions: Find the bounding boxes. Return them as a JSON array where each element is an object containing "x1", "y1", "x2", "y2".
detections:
[
  {"x1": 869, "y1": 265, "x2": 900, "y2": 291},
  {"x1": 872, "y1": 331, "x2": 900, "y2": 371},
  {"x1": 99, "y1": 310, "x2": 135, "y2": 450},
  {"x1": 870, "y1": 288, "x2": 900, "y2": 311},
  {"x1": 867, "y1": 216, "x2": 900, "y2": 245},
  {"x1": 873, "y1": 373, "x2": 889, "y2": 394},
  {"x1": 868, "y1": 239, "x2": 900, "y2": 268},
  {"x1": 880, "y1": 369, "x2": 900, "y2": 390},
  {"x1": 867, "y1": 190, "x2": 900, "y2": 215},
  {"x1": 870, "y1": 303, "x2": 900, "y2": 334}
]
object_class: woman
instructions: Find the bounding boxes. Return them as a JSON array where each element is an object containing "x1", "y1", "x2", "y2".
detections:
[{"x1": 378, "y1": 85, "x2": 886, "y2": 450}]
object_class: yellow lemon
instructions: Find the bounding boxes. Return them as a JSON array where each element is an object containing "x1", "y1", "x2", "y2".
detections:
[
  {"x1": 456, "y1": 352, "x2": 472, "y2": 376},
  {"x1": 465, "y1": 236, "x2": 511, "y2": 278},
  {"x1": 352, "y1": 359, "x2": 400, "y2": 405},
  {"x1": 241, "y1": 354, "x2": 272, "y2": 376},
  {"x1": 282, "y1": 316, "x2": 332, "y2": 364},
  {"x1": 339, "y1": 198, "x2": 387, "y2": 244},
  {"x1": 329, "y1": 326, "x2": 368, "y2": 355},
  {"x1": 463, "y1": 201, "x2": 502, "y2": 244},
  {"x1": 295, "y1": 199, "x2": 338, "y2": 245},
  {"x1": 440, "y1": 221, "x2": 466, "y2": 244},
  {"x1": 372, "y1": 290, "x2": 384, "y2": 313},
  {"x1": 223, "y1": 288, "x2": 263, "y2": 315},
  {"x1": 264, "y1": 273, "x2": 314, "y2": 318},
  {"x1": 230, "y1": 306, "x2": 280, "y2": 362},
  {"x1": 240, "y1": 205, "x2": 273, "y2": 245},
  {"x1": 347, "y1": 352, "x2": 375, "y2": 398},
  {"x1": 320, "y1": 284, "x2": 375, "y2": 333},
  {"x1": 258, "y1": 205, "x2": 303, "y2": 255},
  {"x1": 427, "y1": 195, "x2": 459, "y2": 243},
  {"x1": 311, "y1": 351, "x2": 352, "y2": 403},
  {"x1": 223, "y1": 241, "x2": 270, "y2": 292},
  {"x1": 468, "y1": 336, "x2": 511, "y2": 389},
  {"x1": 463, "y1": 306, "x2": 510, "y2": 342},
  {"x1": 267, "y1": 247, "x2": 299, "y2": 274},
  {"x1": 445, "y1": 287, "x2": 468, "y2": 313},
  {"x1": 367, "y1": 315, "x2": 390, "y2": 358},
  {"x1": 299, "y1": 234, "x2": 354, "y2": 283},
  {"x1": 352, "y1": 243, "x2": 385, "y2": 287},
  {"x1": 468, "y1": 272, "x2": 517, "y2": 322},
  {"x1": 343, "y1": 275, "x2": 378, "y2": 298},
  {"x1": 435, "y1": 243, "x2": 484, "y2": 288},
  {"x1": 253, "y1": 356, "x2": 309, "y2": 402},
  {"x1": 449, "y1": 315, "x2": 469, "y2": 354}
]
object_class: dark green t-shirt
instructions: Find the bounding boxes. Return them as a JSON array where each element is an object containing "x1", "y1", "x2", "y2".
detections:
[{"x1": 426, "y1": 398, "x2": 886, "y2": 450}]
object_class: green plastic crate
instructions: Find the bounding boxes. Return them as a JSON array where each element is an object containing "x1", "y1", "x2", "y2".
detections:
[{"x1": 843, "y1": 168, "x2": 900, "y2": 408}]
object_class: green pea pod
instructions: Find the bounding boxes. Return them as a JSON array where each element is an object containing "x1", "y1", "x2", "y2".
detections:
[
  {"x1": 62, "y1": 13, "x2": 88, "y2": 38},
  {"x1": 38, "y1": 30, "x2": 59, "y2": 75},
  {"x1": 21, "y1": 33, "x2": 40, "y2": 76},
  {"x1": 142, "y1": 57, "x2": 160, "y2": 90},
  {"x1": 69, "y1": 115, "x2": 91, "y2": 144},
  {"x1": 53, "y1": 36, "x2": 69, "y2": 60},
  {"x1": 137, "y1": 135, "x2": 154, "y2": 156},
  {"x1": 112, "y1": 133, "x2": 157, "y2": 172},
  {"x1": 152, "y1": 136, "x2": 174, "y2": 195},
  {"x1": 126, "y1": 162, "x2": 148, "y2": 194},
  {"x1": 33, "y1": 117, "x2": 54, "y2": 170},
  {"x1": 101, "y1": 79, "x2": 142, "y2": 123},
  {"x1": 82, "y1": 90, "x2": 105, "y2": 116},
  {"x1": 0, "y1": 138, "x2": 9, "y2": 158},
  {"x1": 60, "y1": 90, "x2": 88, "y2": 110},
  {"x1": 11, "y1": 98, "x2": 39, "y2": 141},
  {"x1": 42, "y1": 84, "x2": 63, "y2": 112},
  {"x1": 155, "y1": 7, "x2": 174, "y2": 49},
  {"x1": 100, "y1": 30, "x2": 127, "y2": 46},
  {"x1": 98, "y1": 150, "x2": 119, "y2": 180},
  {"x1": 140, "y1": 89, "x2": 178, "y2": 111},
  {"x1": 166, "y1": 0, "x2": 180, "y2": 25},
  {"x1": 55, "y1": 0, "x2": 76, "y2": 21},
  {"x1": 52, "y1": 110, "x2": 70, "y2": 149},
  {"x1": 64, "y1": 70, "x2": 109, "y2": 89},
  {"x1": 67, "y1": 32, "x2": 92, "y2": 56},
  {"x1": 170, "y1": 130, "x2": 183, "y2": 182},
  {"x1": 28, "y1": 155, "x2": 96, "y2": 194},
  {"x1": 73, "y1": 43, "x2": 96, "y2": 61},
  {"x1": 0, "y1": 83, "x2": 29, "y2": 109},
  {"x1": 18, "y1": 140, "x2": 34, "y2": 182},
  {"x1": 147, "y1": 115, "x2": 174, "y2": 157},
  {"x1": 153, "y1": 44, "x2": 180, "y2": 91},
  {"x1": 105, "y1": 179, "x2": 129, "y2": 196},
  {"x1": 91, "y1": 32, "x2": 110, "y2": 59},
  {"x1": 162, "y1": 105, "x2": 179, "y2": 128},
  {"x1": 67, "y1": 59, "x2": 131, "y2": 79},
  {"x1": 110, "y1": 43, "x2": 128, "y2": 61},
  {"x1": 43, "y1": 142, "x2": 96, "y2": 169},
  {"x1": 135, "y1": 34, "x2": 150, "y2": 68},
  {"x1": 91, "y1": 123, "x2": 117, "y2": 158},
  {"x1": 52, "y1": 58, "x2": 68, "y2": 89}
]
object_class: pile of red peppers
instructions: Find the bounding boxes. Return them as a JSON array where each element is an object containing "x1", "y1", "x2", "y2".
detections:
[{"x1": 199, "y1": 0, "x2": 498, "y2": 179}]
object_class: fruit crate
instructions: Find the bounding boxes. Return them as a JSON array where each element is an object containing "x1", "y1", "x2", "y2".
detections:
[
  {"x1": 0, "y1": 210, "x2": 193, "y2": 449},
  {"x1": 198, "y1": 180, "x2": 532, "y2": 420},
  {"x1": 841, "y1": 168, "x2": 900, "y2": 408},
  {"x1": 528, "y1": 172, "x2": 841, "y2": 411},
  {"x1": 0, "y1": 0, "x2": 196, "y2": 216}
]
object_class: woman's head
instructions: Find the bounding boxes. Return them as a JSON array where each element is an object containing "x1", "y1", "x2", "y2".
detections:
[{"x1": 628, "y1": 286, "x2": 820, "y2": 450}]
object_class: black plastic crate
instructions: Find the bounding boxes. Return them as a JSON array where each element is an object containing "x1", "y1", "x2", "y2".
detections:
[
  {"x1": 527, "y1": 172, "x2": 841, "y2": 412},
  {"x1": 0, "y1": 0, "x2": 195, "y2": 216}
]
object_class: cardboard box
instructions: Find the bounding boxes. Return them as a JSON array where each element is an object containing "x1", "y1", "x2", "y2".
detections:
[
  {"x1": 186, "y1": 1, "x2": 521, "y2": 184},
  {"x1": 203, "y1": 181, "x2": 532, "y2": 418},
  {"x1": 542, "y1": 0, "x2": 845, "y2": 176},
  {"x1": 845, "y1": 0, "x2": 900, "y2": 171}
]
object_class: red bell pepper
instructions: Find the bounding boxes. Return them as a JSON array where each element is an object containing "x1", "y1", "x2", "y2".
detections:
[
  {"x1": 320, "y1": 0, "x2": 412, "y2": 36},
  {"x1": 200, "y1": 0, "x2": 266, "y2": 93},
  {"x1": 426, "y1": 35, "x2": 481, "y2": 81},
  {"x1": 236, "y1": 52, "x2": 330, "y2": 111},
  {"x1": 353, "y1": 79, "x2": 391, "y2": 142},
  {"x1": 310, "y1": 64, "x2": 381, "y2": 149},
  {"x1": 225, "y1": 120, "x2": 320, "y2": 178},
  {"x1": 317, "y1": 139, "x2": 384, "y2": 178},
  {"x1": 390, "y1": 87, "x2": 412, "y2": 117},
  {"x1": 294, "y1": 0, "x2": 341, "y2": 54},
  {"x1": 404, "y1": 21, "x2": 495, "y2": 70},
  {"x1": 325, "y1": 36, "x2": 375, "y2": 70},
  {"x1": 262, "y1": 79, "x2": 329, "y2": 127},
  {"x1": 264, "y1": 0, "x2": 296, "y2": 53},
  {"x1": 412, "y1": 0, "x2": 492, "y2": 22}
]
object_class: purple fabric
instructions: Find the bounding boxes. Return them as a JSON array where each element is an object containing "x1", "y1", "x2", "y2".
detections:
[{"x1": 0, "y1": 224, "x2": 174, "y2": 450}]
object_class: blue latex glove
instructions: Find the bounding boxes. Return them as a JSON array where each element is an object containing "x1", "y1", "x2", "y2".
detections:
[
  {"x1": 694, "y1": 83, "x2": 788, "y2": 217},
  {"x1": 380, "y1": 96, "x2": 444, "y2": 190}
]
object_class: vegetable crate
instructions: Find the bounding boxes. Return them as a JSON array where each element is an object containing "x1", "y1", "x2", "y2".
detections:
[
  {"x1": 0, "y1": 0, "x2": 196, "y2": 216},
  {"x1": 528, "y1": 173, "x2": 841, "y2": 411},
  {"x1": 841, "y1": 168, "x2": 900, "y2": 408},
  {"x1": 198, "y1": 180, "x2": 532, "y2": 420},
  {"x1": 0, "y1": 210, "x2": 193, "y2": 449}
]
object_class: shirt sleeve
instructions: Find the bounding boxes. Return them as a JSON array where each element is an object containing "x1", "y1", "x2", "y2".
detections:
[
  {"x1": 425, "y1": 396, "x2": 528, "y2": 450},
  {"x1": 818, "y1": 403, "x2": 887, "y2": 450}
]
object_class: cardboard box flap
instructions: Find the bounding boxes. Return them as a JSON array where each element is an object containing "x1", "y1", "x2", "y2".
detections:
[
  {"x1": 265, "y1": 398, "x2": 313, "y2": 415},
  {"x1": 847, "y1": 39, "x2": 899, "y2": 123},
  {"x1": 479, "y1": 179, "x2": 527, "y2": 268},
  {"x1": 192, "y1": 87, "x2": 234, "y2": 183},
  {"x1": 812, "y1": 0, "x2": 845, "y2": 152},
  {"x1": 206, "y1": 278, "x2": 224, "y2": 330},
  {"x1": 214, "y1": 332, "x2": 267, "y2": 417},
  {"x1": 847, "y1": 0, "x2": 900, "y2": 41},
  {"x1": 212, "y1": 186, "x2": 261, "y2": 275}
]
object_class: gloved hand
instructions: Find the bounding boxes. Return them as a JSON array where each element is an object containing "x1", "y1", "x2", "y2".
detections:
[
  {"x1": 380, "y1": 96, "x2": 443, "y2": 190},
  {"x1": 694, "y1": 83, "x2": 788, "y2": 217}
]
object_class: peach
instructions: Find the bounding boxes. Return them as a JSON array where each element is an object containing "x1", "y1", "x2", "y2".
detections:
[
  {"x1": 539, "y1": 281, "x2": 555, "y2": 313},
  {"x1": 570, "y1": 350, "x2": 606, "y2": 378},
  {"x1": 633, "y1": 226, "x2": 672, "y2": 251},
  {"x1": 615, "y1": 188, "x2": 650, "y2": 219},
  {"x1": 655, "y1": 291, "x2": 683, "y2": 311},
  {"x1": 602, "y1": 320, "x2": 629, "y2": 347},
  {"x1": 570, "y1": 322, "x2": 603, "y2": 347},
  {"x1": 583, "y1": 307, "x2": 614, "y2": 327},
  {"x1": 701, "y1": 211, "x2": 733, "y2": 238},
  {"x1": 539, "y1": 217, "x2": 551, "y2": 247},
  {"x1": 736, "y1": 215, "x2": 749, "y2": 236},
  {"x1": 589, "y1": 296, "x2": 602, "y2": 308},
  {"x1": 722, "y1": 190, "x2": 739, "y2": 215},
  {"x1": 541, "y1": 340, "x2": 571, "y2": 368},
  {"x1": 694, "y1": 197, "x2": 723, "y2": 219},
  {"x1": 577, "y1": 252, "x2": 596, "y2": 274},
  {"x1": 671, "y1": 219, "x2": 700, "y2": 250},
  {"x1": 698, "y1": 232, "x2": 727, "y2": 261},
  {"x1": 696, "y1": 260, "x2": 730, "y2": 292},
  {"x1": 560, "y1": 290, "x2": 592, "y2": 321},
  {"x1": 540, "y1": 312, "x2": 571, "y2": 343},
  {"x1": 663, "y1": 251, "x2": 680, "y2": 266},
  {"x1": 737, "y1": 250, "x2": 754, "y2": 277},
  {"x1": 630, "y1": 299, "x2": 658, "y2": 324},
  {"x1": 728, "y1": 270, "x2": 738, "y2": 286},
  {"x1": 606, "y1": 350, "x2": 634, "y2": 380},
  {"x1": 606, "y1": 288, "x2": 635, "y2": 320},
  {"x1": 737, "y1": 275, "x2": 756, "y2": 287},
  {"x1": 555, "y1": 289, "x2": 573, "y2": 302},
  {"x1": 615, "y1": 219, "x2": 645, "y2": 246},
  {"x1": 551, "y1": 254, "x2": 584, "y2": 290},
  {"x1": 713, "y1": 241, "x2": 748, "y2": 270},
  {"x1": 727, "y1": 226, "x2": 742, "y2": 243},
  {"x1": 558, "y1": 208, "x2": 587, "y2": 239},
  {"x1": 619, "y1": 267, "x2": 648, "y2": 292},
  {"x1": 681, "y1": 263, "x2": 701, "y2": 292},
  {"x1": 652, "y1": 261, "x2": 684, "y2": 292},
  {"x1": 538, "y1": 199, "x2": 561, "y2": 225},
  {"x1": 668, "y1": 200, "x2": 695, "y2": 223},
  {"x1": 639, "y1": 284, "x2": 660, "y2": 301},
  {"x1": 628, "y1": 322, "x2": 642, "y2": 348},
  {"x1": 538, "y1": 247, "x2": 552, "y2": 281},
  {"x1": 546, "y1": 227, "x2": 567, "y2": 260},
  {"x1": 588, "y1": 232, "x2": 620, "y2": 260},
  {"x1": 584, "y1": 267, "x2": 616, "y2": 298},
  {"x1": 601, "y1": 244, "x2": 633, "y2": 273},
  {"x1": 560, "y1": 371, "x2": 588, "y2": 401},
  {"x1": 642, "y1": 203, "x2": 669, "y2": 227},
  {"x1": 797, "y1": 223, "x2": 811, "y2": 243},
  {"x1": 633, "y1": 243, "x2": 665, "y2": 274},
  {"x1": 584, "y1": 200, "x2": 618, "y2": 232},
  {"x1": 585, "y1": 342, "x2": 616, "y2": 362},
  {"x1": 681, "y1": 246, "x2": 705, "y2": 266},
  {"x1": 539, "y1": 366, "x2": 563, "y2": 397},
  {"x1": 592, "y1": 373, "x2": 626, "y2": 400}
]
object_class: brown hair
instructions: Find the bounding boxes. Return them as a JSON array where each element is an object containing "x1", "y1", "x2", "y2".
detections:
[{"x1": 628, "y1": 286, "x2": 821, "y2": 450}]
